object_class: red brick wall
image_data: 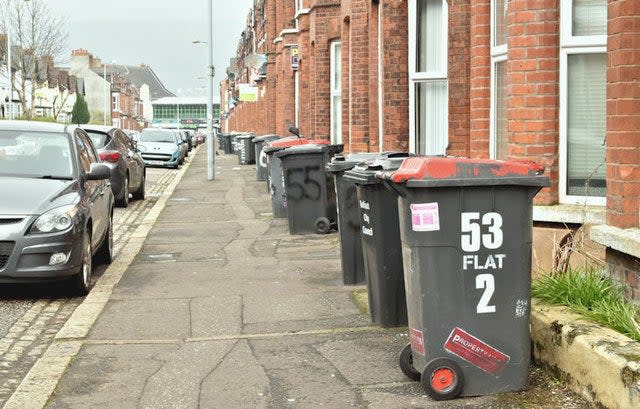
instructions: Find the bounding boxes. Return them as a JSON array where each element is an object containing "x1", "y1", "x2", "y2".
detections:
[
  {"x1": 380, "y1": 0, "x2": 409, "y2": 152},
  {"x1": 448, "y1": 0, "x2": 471, "y2": 157},
  {"x1": 368, "y1": 1, "x2": 381, "y2": 152},
  {"x1": 309, "y1": 2, "x2": 341, "y2": 141},
  {"x1": 469, "y1": 0, "x2": 490, "y2": 159},
  {"x1": 607, "y1": 0, "x2": 640, "y2": 228},
  {"x1": 343, "y1": 0, "x2": 371, "y2": 153},
  {"x1": 507, "y1": 0, "x2": 559, "y2": 205}
]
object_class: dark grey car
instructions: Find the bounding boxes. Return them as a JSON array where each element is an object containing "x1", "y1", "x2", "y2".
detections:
[
  {"x1": 82, "y1": 125, "x2": 146, "y2": 208},
  {"x1": 0, "y1": 121, "x2": 114, "y2": 295}
]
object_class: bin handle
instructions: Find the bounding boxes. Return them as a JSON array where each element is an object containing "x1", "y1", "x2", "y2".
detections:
[{"x1": 380, "y1": 177, "x2": 407, "y2": 198}]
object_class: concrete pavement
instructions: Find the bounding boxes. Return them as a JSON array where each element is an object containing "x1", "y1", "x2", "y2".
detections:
[{"x1": 16, "y1": 147, "x2": 589, "y2": 408}]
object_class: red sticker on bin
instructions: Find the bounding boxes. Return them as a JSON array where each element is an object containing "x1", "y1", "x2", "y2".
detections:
[
  {"x1": 409, "y1": 327, "x2": 425, "y2": 356},
  {"x1": 443, "y1": 327, "x2": 510, "y2": 376}
]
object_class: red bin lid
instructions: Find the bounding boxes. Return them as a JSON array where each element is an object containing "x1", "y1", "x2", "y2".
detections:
[
  {"x1": 266, "y1": 137, "x2": 329, "y2": 149},
  {"x1": 385, "y1": 157, "x2": 548, "y2": 187}
]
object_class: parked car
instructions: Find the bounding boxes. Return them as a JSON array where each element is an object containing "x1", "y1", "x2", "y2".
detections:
[
  {"x1": 82, "y1": 125, "x2": 146, "y2": 208},
  {"x1": 178, "y1": 130, "x2": 191, "y2": 155},
  {"x1": 137, "y1": 128, "x2": 184, "y2": 169},
  {"x1": 194, "y1": 131, "x2": 205, "y2": 146},
  {"x1": 185, "y1": 130, "x2": 196, "y2": 149},
  {"x1": 175, "y1": 131, "x2": 188, "y2": 163},
  {"x1": 0, "y1": 121, "x2": 114, "y2": 295}
]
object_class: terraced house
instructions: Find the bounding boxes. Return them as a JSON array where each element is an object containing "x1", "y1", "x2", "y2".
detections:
[{"x1": 220, "y1": 0, "x2": 639, "y2": 298}]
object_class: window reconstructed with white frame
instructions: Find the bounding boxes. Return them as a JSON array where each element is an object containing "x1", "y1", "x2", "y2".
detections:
[
  {"x1": 112, "y1": 93, "x2": 121, "y2": 112},
  {"x1": 490, "y1": 0, "x2": 508, "y2": 160},
  {"x1": 408, "y1": 0, "x2": 448, "y2": 155},
  {"x1": 560, "y1": 0, "x2": 607, "y2": 205},
  {"x1": 330, "y1": 40, "x2": 342, "y2": 145}
]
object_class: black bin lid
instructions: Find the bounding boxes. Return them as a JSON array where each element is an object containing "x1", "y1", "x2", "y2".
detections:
[
  {"x1": 253, "y1": 134, "x2": 280, "y2": 143},
  {"x1": 236, "y1": 133, "x2": 256, "y2": 140},
  {"x1": 378, "y1": 157, "x2": 550, "y2": 188},
  {"x1": 274, "y1": 143, "x2": 344, "y2": 158},
  {"x1": 343, "y1": 152, "x2": 411, "y2": 185},
  {"x1": 325, "y1": 152, "x2": 383, "y2": 173}
]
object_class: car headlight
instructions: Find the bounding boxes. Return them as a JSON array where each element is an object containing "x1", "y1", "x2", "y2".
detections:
[
  {"x1": 30, "y1": 205, "x2": 78, "y2": 234},
  {"x1": 137, "y1": 144, "x2": 147, "y2": 152}
]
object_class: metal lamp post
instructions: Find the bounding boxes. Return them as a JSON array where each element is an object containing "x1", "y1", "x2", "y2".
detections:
[{"x1": 193, "y1": 2, "x2": 216, "y2": 181}]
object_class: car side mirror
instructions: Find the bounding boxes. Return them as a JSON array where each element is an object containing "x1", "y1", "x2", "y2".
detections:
[{"x1": 87, "y1": 163, "x2": 111, "y2": 180}]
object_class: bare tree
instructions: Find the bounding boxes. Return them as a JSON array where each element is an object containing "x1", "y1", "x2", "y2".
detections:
[{"x1": 0, "y1": 0, "x2": 68, "y2": 118}]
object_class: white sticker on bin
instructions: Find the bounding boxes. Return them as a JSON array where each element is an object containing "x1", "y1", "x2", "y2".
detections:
[{"x1": 411, "y1": 202, "x2": 440, "y2": 232}]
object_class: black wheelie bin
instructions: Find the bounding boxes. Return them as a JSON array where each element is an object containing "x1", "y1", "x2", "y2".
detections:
[
  {"x1": 343, "y1": 152, "x2": 411, "y2": 327},
  {"x1": 263, "y1": 137, "x2": 327, "y2": 218},
  {"x1": 254, "y1": 135, "x2": 280, "y2": 181},
  {"x1": 275, "y1": 143, "x2": 344, "y2": 235},
  {"x1": 378, "y1": 157, "x2": 548, "y2": 400},
  {"x1": 236, "y1": 134, "x2": 257, "y2": 165},
  {"x1": 326, "y1": 153, "x2": 382, "y2": 285}
]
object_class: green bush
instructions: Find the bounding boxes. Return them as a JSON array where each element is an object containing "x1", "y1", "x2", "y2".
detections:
[
  {"x1": 533, "y1": 269, "x2": 640, "y2": 342},
  {"x1": 71, "y1": 93, "x2": 91, "y2": 124}
]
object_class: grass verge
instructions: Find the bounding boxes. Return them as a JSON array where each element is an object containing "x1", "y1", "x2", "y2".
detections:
[{"x1": 532, "y1": 268, "x2": 640, "y2": 342}]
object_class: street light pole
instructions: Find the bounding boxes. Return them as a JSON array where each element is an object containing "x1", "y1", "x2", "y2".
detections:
[
  {"x1": 206, "y1": 0, "x2": 215, "y2": 181},
  {"x1": 103, "y1": 63, "x2": 107, "y2": 125}
]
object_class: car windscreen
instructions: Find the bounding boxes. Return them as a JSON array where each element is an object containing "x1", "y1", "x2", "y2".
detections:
[
  {"x1": 85, "y1": 131, "x2": 111, "y2": 149},
  {"x1": 0, "y1": 131, "x2": 73, "y2": 179},
  {"x1": 140, "y1": 131, "x2": 176, "y2": 143}
]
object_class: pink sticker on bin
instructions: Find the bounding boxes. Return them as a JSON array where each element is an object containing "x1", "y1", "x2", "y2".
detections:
[{"x1": 411, "y1": 203, "x2": 440, "y2": 232}]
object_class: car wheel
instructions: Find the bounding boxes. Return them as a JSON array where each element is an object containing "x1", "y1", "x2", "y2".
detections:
[
  {"x1": 116, "y1": 175, "x2": 129, "y2": 207},
  {"x1": 95, "y1": 213, "x2": 114, "y2": 265},
  {"x1": 70, "y1": 231, "x2": 92, "y2": 296},
  {"x1": 132, "y1": 171, "x2": 146, "y2": 201}
]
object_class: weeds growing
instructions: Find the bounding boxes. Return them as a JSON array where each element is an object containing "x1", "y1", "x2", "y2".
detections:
[{"x1": 532, "y1": 268, "x2": 640, "y2": 342}]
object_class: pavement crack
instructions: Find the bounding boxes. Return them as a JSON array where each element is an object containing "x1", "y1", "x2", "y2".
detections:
[
  {"x1": 197, "y1": 339, "x2": 239, "y2": 409},
  {"x1": 240, "y1": 295, "x2": 245, "y2": 335}
]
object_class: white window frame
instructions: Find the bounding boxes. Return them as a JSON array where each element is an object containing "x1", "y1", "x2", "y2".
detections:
[
  {"x1": 330, "y1": 40, "x2": 342, "y2": 145},
  {"x1": 490, "y1": 0, "x2": 508, "y2": 159},
  {"x1": 112, "y1": 93, "x2": 121, "y2": 112},
  {"x1": 559, "y1": 1, "x2": 607, "y2": 206},
  {"x1": 408, "y1": 0, "x2": 449, "y2": 154}
]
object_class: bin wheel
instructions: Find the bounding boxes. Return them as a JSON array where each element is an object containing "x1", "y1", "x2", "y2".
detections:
[
  {"x1": 315, "y1": 217, "x2": 331, "y2": 234},
  {"x1": 399, "y1": 344, "x2": 421, "y2": 381},
  {"x1": 421, "y1": 358, "x2": 464, "y2": 401}
]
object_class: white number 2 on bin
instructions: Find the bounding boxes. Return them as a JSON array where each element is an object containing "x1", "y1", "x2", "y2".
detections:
[{"x1": 460, "y1": 212, "x2": 504, "y2": 314}]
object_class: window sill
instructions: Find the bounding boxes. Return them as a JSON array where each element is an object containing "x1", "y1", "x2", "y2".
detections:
[
  {"x1": 533, "y1": 204, "x2": 606, "y2": 225},
  {"x1": 590, "y1": 225, "x2": 640, "y2": 259}
]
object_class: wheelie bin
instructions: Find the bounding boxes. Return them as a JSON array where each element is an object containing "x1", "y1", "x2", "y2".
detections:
[
  {"x1": 377, "y1": 157, "x2": 548, "y2": 400},
  {"x1": 253, "y1": 135, "x2": 280, "y2": 181},
  {"x1": 219, "y1": 133, "x2": 233, "y2": 154},
  {"x1": 275, "y1": 143, "x2": 344, "y2": 235},
  {"x1": 236, "y1": 134, "x2": 257, "y2": 165},
  {"x1": 263, "y1": 137, "x2": 328, "y2": 218},
  {"x1": 229, "y1": 133, "x2": 239, "y2": 154},
  {"x1": 343, "y1": 153, "x2": 410, "y2": 327},
  {"x1": 326, "y1": 153, "x2": 386, "y2": 285}
]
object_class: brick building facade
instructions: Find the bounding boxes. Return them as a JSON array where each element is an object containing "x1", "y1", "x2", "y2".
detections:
[{"x1": 221, "y1": 0, "x2": 640, "y2": 298}]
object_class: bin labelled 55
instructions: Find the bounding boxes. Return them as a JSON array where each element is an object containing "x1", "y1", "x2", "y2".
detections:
[{"x1": 377, "y1": 157, "x2": 549, "y2": 400}]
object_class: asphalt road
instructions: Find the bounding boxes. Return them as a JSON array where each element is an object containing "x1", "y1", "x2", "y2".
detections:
[{"x1": 0, "y1": 161, "x2": 187, "y2": 405}]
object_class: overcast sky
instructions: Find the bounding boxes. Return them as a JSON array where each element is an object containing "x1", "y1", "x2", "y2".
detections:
[{"x1": 47, "y1": 0, "x2": 253, "y2": 96}]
